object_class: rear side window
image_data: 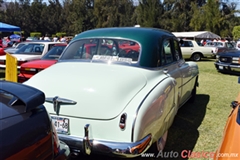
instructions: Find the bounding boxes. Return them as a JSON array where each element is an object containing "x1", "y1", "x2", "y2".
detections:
[
  {"x1": 173, "y1": 40, "x2": 182, "y2": 61},
  {"x1": 162, "y1": 39, "x2": 174, "y2": 64},
  {"x1": 182, "y1": 41, "x2": 193, "y2": 47}
]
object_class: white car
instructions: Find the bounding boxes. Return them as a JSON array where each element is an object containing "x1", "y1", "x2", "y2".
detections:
[
  {"x1": 24, "y1": 27, "x2": 199, "y2": 158},
  {"x1": 180, "y1": 39, "x2": 215, "y2": 61},
  {"x1": 4, "y1": 41, "x2": 29, "y2": 54},
  {"x1": 0, "y1": 41, "x2": 60, "y2": 69}
]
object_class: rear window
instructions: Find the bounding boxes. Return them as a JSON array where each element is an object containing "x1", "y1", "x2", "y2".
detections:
[{"x1": 60, "y1": 38, "x2": 140, "y2": 63}]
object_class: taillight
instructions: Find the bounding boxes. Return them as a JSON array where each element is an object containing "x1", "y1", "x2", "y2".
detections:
[
  {"x1": 51, "y1": 122, "x2": 60, "y2": 155},
  {"x1": 119, "y1": 113, "x2": 127, "y2": 129}
]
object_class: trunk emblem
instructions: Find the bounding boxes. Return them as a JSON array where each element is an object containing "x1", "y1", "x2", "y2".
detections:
[{"x1": 45, "y1": 96, "x2": 77, "y2": 115}]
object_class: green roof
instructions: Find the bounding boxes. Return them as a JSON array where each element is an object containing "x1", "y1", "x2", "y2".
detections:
[{"x1": 73, "y1": 27, "x2": 176, "y2": 67}]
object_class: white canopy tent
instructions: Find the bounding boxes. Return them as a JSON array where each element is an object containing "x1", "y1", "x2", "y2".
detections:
[{"x1": 172, "y1": 31, "x2": 221, "y2": 40}]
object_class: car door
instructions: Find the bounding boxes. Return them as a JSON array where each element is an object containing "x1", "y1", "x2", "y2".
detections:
[
  {"x1": 172, "y1": 39, "x2": 193, "y2": 106},
  {"x1": 161, "y1": 38, "x2": 183, "y2": 107}
]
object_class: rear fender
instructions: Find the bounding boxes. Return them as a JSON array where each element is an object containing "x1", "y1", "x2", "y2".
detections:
[{"x1": 132, "y1": 77, "x2": 178, "y2": 143}]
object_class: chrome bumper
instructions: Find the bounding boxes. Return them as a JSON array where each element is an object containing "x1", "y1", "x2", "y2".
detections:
[
  {"x1": 214, "y1": 62, "x2": 240, "y2": 72},
  {"x1": 58, "y1": 125, "x2": 152, "y2": 158}
]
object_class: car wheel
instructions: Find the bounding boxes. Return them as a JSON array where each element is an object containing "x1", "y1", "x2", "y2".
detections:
[
  {"x1": 191, "y1": 53, "x2": 201, "y2": 61},
  {"x1": 148, "y1": 131, "x2": 168, "y2": 157}
]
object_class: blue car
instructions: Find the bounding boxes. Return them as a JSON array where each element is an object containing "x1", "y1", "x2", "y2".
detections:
[{"x1": 0, "y1": 80, "x2": 70, "y2": 160}]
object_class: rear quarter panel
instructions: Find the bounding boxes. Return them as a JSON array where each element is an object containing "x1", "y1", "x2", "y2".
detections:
[{"x1": 132, "y1": 75, "x2": 178, "y2": 143}]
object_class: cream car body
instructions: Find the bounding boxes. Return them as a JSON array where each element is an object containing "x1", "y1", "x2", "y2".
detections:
[
  {"x1": 180, "y1": 39, "x2": 215, "y2": 61},
  {"x1": 24, "y1": 27, "x2": 199, "y2": 158}
]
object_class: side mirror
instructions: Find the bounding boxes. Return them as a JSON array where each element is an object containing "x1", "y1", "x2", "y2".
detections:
[{"x1": 231, "y1": 101, "x2": 238, "y2": 109}]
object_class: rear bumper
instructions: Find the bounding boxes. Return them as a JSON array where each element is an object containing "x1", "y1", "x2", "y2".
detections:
[{"x1": 58, "y1": 132, "x2": 152, "y2": 158}]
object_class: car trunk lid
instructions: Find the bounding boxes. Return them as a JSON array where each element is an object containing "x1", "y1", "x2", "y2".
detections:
[{"x1": 25, "y1": 62, "x2": 147, "y2": 120}]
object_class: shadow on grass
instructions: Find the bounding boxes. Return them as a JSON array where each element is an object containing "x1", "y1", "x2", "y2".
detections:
[
  {"x1": 217, "y1": 70, "x2": 240, "y2": 77},
  {"x1": 185, "y1": 58, "x2": 216, "y2": 62},
  {"x1": 162, "y1": 94, "x2": 210, "y2": 160}
]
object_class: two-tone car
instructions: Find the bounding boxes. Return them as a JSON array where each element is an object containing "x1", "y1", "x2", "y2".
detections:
[
  {"x1": 0, "y1": 41, "x2": 60, "y2": 69},
  {"x1": 24, "y1": 27, "x2": 199, "y2": 158},
  {"x1": 18, "y1": 43, "x2": 67, "y2": 83},
  {"x1": 0, "y1": 80, "x2": 70, "y2": 160}
]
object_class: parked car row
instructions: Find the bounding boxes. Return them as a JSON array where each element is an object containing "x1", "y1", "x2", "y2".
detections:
[{"x1": 1, "y1": 27, "x2": 239, "y2": 159}]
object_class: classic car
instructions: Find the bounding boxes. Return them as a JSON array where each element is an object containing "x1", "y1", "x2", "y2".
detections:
[
  {"x1": 18, "y1": 43, "x2": 67, "y2": 83},
  {"x1": 179, "y1": 39, "x2": 215, "y2": 61},
  {"x1": 214, "y1": 50, "x2": 240, "y2": 74},
  {"x1": 214, "y1": 92, "x2": 240, "y2": 160},
  {"x1": 24, "y1": 27, "x2": 199, "y2": 158},
  {"x1": 0, "y1": 41, "x2": 60, "y2": 69},
  {"x1": 0, "y1": 80, "x2": 70, "y2": 160}
]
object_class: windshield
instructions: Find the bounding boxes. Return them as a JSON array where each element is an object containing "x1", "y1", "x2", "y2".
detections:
[
  {"x1": 42, "y1": 45, "x2": 66, "y2": 60},
  {"x1": 60, "y1": 38, "x2": 140, "y2": 63},
  {"x1": 16, "y1": 43, "x2": 27, "y2": 49},
  {"x1": 15, "y1": 43, "x2": 44, "y2": 55}
]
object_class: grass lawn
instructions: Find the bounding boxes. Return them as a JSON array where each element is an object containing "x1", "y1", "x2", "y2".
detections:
[{"x1": 162, "y1": 59, "x2": 240, "y2": 160}]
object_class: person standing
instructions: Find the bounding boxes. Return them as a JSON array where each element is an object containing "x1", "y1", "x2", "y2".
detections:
[{"x1": 53, "y1": 36, "x2": 58, "y2": 42}]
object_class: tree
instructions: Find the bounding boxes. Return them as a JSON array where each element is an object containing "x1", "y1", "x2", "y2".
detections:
[
  {"x1": 232, "y1": 26, "x2": 240, "y2": 40},
  {"x1": 133, "y1": 0, "x2": 163, "y2": 28},
  {"x1": 94, "y1": 0, "x2": 135, "y2": 28}
]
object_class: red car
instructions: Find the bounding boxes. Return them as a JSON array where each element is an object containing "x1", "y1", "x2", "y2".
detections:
[
  {"x1": 0, "y1": 46, "x2": 5, "y2": 55},
  {"x1": 18, "y1": 43, "x2": 67, "y2": 83}
]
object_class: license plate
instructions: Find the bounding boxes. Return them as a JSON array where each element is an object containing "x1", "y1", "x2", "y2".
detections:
[
  {"x1": 219, "y1": 66, "x2": 223, "y2": 70},
  {"x1": 51, "y1": 116, "x2": 69, "y2": 134}
]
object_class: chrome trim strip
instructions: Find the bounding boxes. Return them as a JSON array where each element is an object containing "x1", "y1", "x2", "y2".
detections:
[
  {"x1": 45, "y1": 96, "x2": 77, "y2": 115},
  {"x1": 58, "y1": 134, "x2": 152, "y2": 158}
]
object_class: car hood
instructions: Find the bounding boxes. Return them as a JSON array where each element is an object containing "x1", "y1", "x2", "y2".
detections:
[
  {"x1": 25, "y1": 62, "x2": 147, "y2": 120},
  {"x1": 21, "y1": 60, "x2": 57, "y2": 69},
  {"x1": 0, "y1": 54, "x2": 41, "y2": 61},
  {"x1": 218, "y1": 50, "x2": 240, "y2": 56}
]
